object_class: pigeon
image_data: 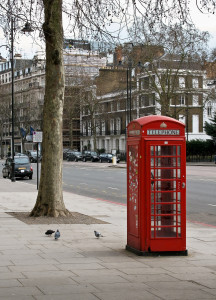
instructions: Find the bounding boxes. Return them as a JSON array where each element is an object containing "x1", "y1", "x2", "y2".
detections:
[
  {"x1": 45, "y1": 230, "x2": 55, "y2": 236},
  {"x1": 94, "y1": 230, "x2": 103, "y2": 238},
  {"x1": 54, "y1": 229, "x2": 60, "y2": 240}
]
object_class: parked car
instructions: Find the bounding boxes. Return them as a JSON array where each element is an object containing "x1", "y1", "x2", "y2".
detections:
[
  {"x1": 26, "y1": 150, "x2": 41, "y2": 162},
  {"x1": 63, "y1": 148, "x2": 71, "y2": 160},
  {"x1": 82, "y1": 151, "x2": 100, "y2": 162},
  {"x1": 67, "y1": 151, "x2": 83, "y2": 162},
  {"x1": 2, "y1": 155, "x2": 33, "y2": 180},
  {"x1": 65, "y1": 150, "x2": 74, "y2": 160},
  {"x1": 99, "y1": 153, "x2": 120, "y2": 163}
]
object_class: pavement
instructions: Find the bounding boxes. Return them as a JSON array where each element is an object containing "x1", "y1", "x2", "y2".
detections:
[{"x1": 0, "y1": 170, "x2": 216, "y2": 300}]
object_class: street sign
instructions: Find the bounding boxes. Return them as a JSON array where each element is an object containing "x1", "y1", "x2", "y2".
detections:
[{"x1": 33, "y1": 131, "x2": 43, "y2": 143}]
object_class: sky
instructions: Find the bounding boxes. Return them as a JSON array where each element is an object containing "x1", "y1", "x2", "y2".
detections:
[
  {"x1": 189, "y1": 3, "x2": 216, "y2": 49},
  {"x1": 0, "y1": 4, "x2": 216, "y2": 60}
]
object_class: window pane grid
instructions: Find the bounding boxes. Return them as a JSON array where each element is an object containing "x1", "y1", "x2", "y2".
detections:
[{"x1": 150, "y1": 145, "x2": 182, "y2": 238}]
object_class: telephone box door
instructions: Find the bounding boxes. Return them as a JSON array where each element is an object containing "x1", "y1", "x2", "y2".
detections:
[{"x1": 146, "y1": 141, "x2": 186, "y2": 252}]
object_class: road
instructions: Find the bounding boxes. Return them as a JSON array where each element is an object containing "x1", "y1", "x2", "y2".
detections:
[{"x1": 1, "y1": 160, "x2": 216, "y2": 226}]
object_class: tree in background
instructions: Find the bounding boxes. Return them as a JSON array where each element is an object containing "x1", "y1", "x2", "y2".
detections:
[
  {"x1": 129, "y1": 21, "x2": 210, "y2": 118},
  {"x1": 0, "y1": 0, "x2": 215, "y2": 217},
  {"x1": 204, "y1": 113, "x2": 216, "y2": 139}
]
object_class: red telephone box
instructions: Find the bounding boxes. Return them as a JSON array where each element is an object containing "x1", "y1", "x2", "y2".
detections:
[{"x1": 126, "y1": 115, "x2": 187, "y2": 255}]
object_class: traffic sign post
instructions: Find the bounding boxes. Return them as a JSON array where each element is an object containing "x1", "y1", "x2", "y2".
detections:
[{"x1": 32, "y1": 131, "x2": 43, "y2": 190}]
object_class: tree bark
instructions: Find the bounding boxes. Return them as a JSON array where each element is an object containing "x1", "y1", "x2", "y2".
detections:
[{"x1": 30, "y1": 0, "x2": 69, "y2": 217}]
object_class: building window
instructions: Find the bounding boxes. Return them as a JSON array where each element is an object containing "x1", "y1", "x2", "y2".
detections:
[
  {"x1": 101, "y1": 121, "x2": 105, "y2": 134},
  {"x1": 192, "y1": 115, "x2": 199, "y2": 133},
  {"x1": 192, "y1": 95, "x2": 199, "y2": 106},
  {"x1": 179, "y1": 114, "x2": 186, "y2": 124},
  {"x1": 192, "y1": 78, "x2": 199, "y2": 88},
  {"x1": 179, "y1": 77, "x2": 185, "y2": 88},
  {"x1": 116, "y1": 118, "x2": 121, "y2": 132},
  {"x1": 140, "y1": 95, "x2": 149, "y2": 107},
  {"x1": 110, "y1": 119, "x2": 114, "y2": 134},
  {"x1": 207, "y1": 101, "x2": 212, "y2": 117},
  {"x1": 179, "y1": 95, "x2": 185, "y2": 105},
  {"x1": 111, "y1": 102, "x2": 114, "y2": 112},
  {"x1": 117, "y1": 101, "x2": 120, "y2": 111},
  {"x1": 88, "y1": 121, "x2": 91, "y2": 135}
]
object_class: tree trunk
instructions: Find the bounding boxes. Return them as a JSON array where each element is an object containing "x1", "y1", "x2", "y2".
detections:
[{"x1": 30, "y1": 0, "x2": 69, "y2": 217}]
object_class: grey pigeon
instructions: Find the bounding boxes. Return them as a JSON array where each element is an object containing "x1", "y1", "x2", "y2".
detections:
[
  {"x1": 54, "y1": 229, "x2": 60, "y2": 240},
  {"x1": 94, "y1": 230, "x2": 103, "y2": 238},
  {"x1": 45, "y1": 230, "x2": 55, "y2": 236}
]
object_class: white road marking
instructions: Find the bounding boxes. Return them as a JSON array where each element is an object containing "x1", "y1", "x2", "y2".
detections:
[
  {"x1": 208, "y1": 204, "x2": 216, "y2": 207},
  {"x1": 108, "y1": 187, "x2": 119, "y2": 190},
  {"x1": 80, "y1": 183, "x2": 88, "y2": 185}
]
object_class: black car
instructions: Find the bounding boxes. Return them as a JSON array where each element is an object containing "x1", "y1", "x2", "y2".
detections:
[
  {"x1": 2, "y1": 155, "x2": 33, "y2": 179},
  {"x1": 67, "y1": 151, "x2": 83, "y2": 162},
  {"x1": 26, "y1": 150, "x2": 41, "y2": 162},
  {"x1": 82, "y1": 151, "x2": 100, "y2": 162},
  {"x1": 63, "y1": 148, "x2": 70, "y2": 160},
  {"x1": 99, "y1": 153, "x2": 120, "y2": 163}
]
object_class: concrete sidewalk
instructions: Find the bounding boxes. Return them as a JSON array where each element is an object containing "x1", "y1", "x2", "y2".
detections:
[{"x1": 0, "y1": 179, "x2": 216, "y2": 300}]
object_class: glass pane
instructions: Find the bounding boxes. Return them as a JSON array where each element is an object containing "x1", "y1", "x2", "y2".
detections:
[
  {"x1": 156, "y1": 216, "x2": 177, "y2": 226},
  {"x1": 156, "y1": 169, "x2": 177, "y2": 179},
  {"x1": 178, "y1": 215, "x2": 181, "y2": 224},
  {"x1": 177, "y1": 169, "x2": 181, "y2": 178},
  {"x1": 155, "y1": 180, "x2": 176, "y2": 191},
  {"x1": 177, "y1": 192, "x2": 181, "y2": 202},
  {"x1": 156, "y1": 146, "x2": 161, "y2": 156},
  {"x1": 178, "y1": 227, "x2": 181, "y2": 237},
  {"x1": 177, "y1": 157, "x2": 181, "y2": 167},
  {"x1": 177, "y1": 204, "x2": 181, "y2": 213},
  {"x1": 155, "y1": 227, "x2": 177, "y2": 238},
  {"x1": 151, "y1": 192, "x2": 155, "y2": 203},
  {"x1": 151, "y1": 158, "x2": 154, "y2": 167},
  {"x1": 151, "y1": 146, "x2": 154, "y2": 156},
  {"x1": 177, "y1": 146, "x2": 181, "y2": 156},
  {"x1": 156, "y1": 204, "x2": 176, "y2": 214},
  {"x1": 156, "y1": 157, "x2": 177, "y2": 167},
  {"x1": 161, "y1": 146, "x2": 176, "y2": 156}
]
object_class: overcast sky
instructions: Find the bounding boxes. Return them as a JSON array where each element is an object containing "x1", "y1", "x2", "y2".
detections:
[{"x1": 0, "y1": 5, "x2": 216, "y2": 60}]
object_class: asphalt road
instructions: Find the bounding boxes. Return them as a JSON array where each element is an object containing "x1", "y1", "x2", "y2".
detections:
[{"x1": 1, "y1": 160, "x2": 216, "y2": 226}]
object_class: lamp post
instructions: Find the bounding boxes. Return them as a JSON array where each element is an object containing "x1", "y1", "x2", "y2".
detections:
[{"x1": 10, "y1": 17, "x2": 33, "y2": 182}]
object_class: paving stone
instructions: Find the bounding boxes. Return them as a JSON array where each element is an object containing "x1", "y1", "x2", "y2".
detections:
[
  {"x1": 93, "y1": 289, "x2": 161, "y2": 300},
  {"x1": 34, "y1": 294, "x2": 99, "y2": 300},
  {"x1": 57, "y1": 263, "x2": 106, "y2": 271},
  {"x1": 37, "y1": 284, "x2": 99, "y2": 295},
  {"x1": 0, "y1": 287, "x2": 42, "y2": 297},
  {"x1": 150, "y1": 288, "x2": 216, "y2": 299},
  {"x1": 72, "y1": 275, "x2": 128, "y2": 284},
  {"x1": 19, "y1": 277, "x2": 77, "y2": 287},
  {"x1": 0, "y1": 296, "x2": 35, "y2": 300},
  {"x1": 162, "y1": 266, "x2": 214, "y2": 274},
  {"x1": 120, "y1": 274, "x2": 179, "y2": 283},
  {"x1": 8, "y1": 264, "x2": 60, "y2": 272},
  {"x1": 118, "y1": 267, "x2": 169, "y2": 275},
  {"x1": 22, "y1": 269, "x2": 77, "y2": 278},
  {"x1": 0, "y1": 279, "x2": 22, "y2": 288}
]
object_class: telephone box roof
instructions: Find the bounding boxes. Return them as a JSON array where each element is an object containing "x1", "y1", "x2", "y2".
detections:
[{"x1": 129, "y1": 115, "x2": 185, "y2": 128}]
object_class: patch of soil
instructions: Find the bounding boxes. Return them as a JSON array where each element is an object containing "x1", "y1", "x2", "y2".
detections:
[{"x1": 6, "y1": 212, "x2": 109, "y2": 225}]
